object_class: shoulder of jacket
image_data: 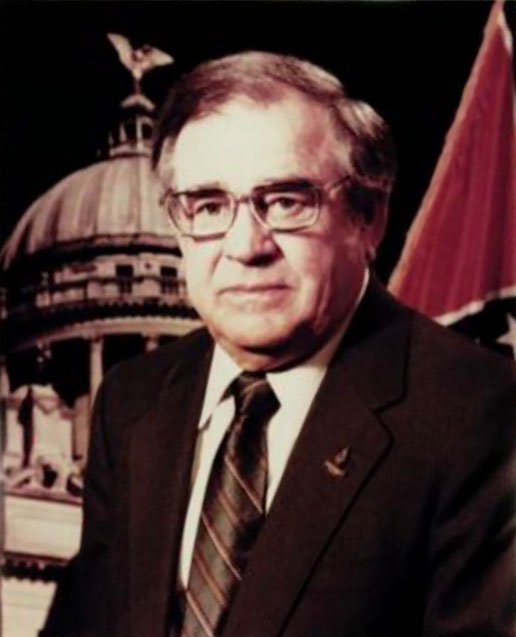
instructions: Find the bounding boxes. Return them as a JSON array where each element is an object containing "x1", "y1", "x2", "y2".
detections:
[
  {"x1": 408, "y1": 310, "x2": 515, "y2": 389},
  {"x1": 100, "y1": 327, "x2": 212, "y2": 395}
]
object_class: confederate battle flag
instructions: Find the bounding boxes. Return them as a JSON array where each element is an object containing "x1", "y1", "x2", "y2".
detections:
[{"x1": 389, "y1": 0, "x2": 516, "y2": 359}]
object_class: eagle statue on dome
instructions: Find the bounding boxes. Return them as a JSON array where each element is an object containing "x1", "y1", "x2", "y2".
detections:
[{"x1": 107, "y1": 33, "x2": 174, "y2": 93}]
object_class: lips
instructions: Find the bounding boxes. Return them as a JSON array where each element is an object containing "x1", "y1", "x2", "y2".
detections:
[{"x1": 219, "y1": 283, "x2": 289, "y2": 294}]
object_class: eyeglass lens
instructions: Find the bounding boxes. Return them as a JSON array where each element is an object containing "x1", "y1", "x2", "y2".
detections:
[{"x1": 170, "y1": 182, "x2": 320, "y2": 237}]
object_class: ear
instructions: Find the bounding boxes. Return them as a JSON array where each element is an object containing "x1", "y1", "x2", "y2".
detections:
[
  {"x1": 155, "y1": 158, "x2": 185, "y2": 253},
  {"x1": 362, "y1": 201, "x2": 388, "y2": 263},
  {"x1": 175, "y1": 230, "x2": 189, "y2": 259}
]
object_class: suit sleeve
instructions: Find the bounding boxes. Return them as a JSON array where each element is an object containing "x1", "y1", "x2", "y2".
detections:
[
  {"x1": 423, "y1": 377, "x2": 516, "y2": 637},
  {"x1": 41, "y1": 381, "x2": 116, "y2": 637}
]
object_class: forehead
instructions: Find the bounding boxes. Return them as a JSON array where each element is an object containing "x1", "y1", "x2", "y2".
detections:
[{"x1": 163, "y1": 94, "x2": 341, "y2": 191}]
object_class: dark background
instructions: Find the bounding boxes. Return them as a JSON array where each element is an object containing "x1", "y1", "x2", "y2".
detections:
[{"x1": 1, "y1": 0, "x2": 514, "y2": 280}]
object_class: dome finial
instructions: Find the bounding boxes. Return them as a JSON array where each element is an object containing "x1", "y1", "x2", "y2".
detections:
[
  {"x1": 106, "y1": 34, "x2": 174, "y2": 157},
  {"x1": 107, "y1": 33, "x2": 174, "y2": 95}
]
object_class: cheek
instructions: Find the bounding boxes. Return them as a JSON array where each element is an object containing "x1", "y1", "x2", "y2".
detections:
[
  {"x1": 288, "y1": 243, "x2": 336, "y2": 314},
  {"x1": 292, "y1": 229, "x2": 366, "y2": 314},
  {"x1": 182, "y1": 244, "x2": 219, "y2": 302}
]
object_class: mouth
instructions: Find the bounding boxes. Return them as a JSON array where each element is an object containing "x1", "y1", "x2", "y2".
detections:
[
  {"x1": 220, "y1": 283, "x2": 290, "y2": 295},
  {"x1": 218, "y1": 284, "x2": 291, "y2": 308}
]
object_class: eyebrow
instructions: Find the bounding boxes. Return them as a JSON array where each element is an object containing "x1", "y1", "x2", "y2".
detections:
[
  {"x1": 179, "y1": 181, "x2": 226, "y2": 192},
  {"x1": 256, "y1": 178, "x2": 315, "y2": 191},
  {"x1": 178, "y1": 176, "x2": 318, "y2": 194}
]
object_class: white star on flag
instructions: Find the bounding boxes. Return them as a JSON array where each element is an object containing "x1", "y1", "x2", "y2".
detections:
[{"x1": 496, "y1": 314, "x2": 516, "y2": 358}]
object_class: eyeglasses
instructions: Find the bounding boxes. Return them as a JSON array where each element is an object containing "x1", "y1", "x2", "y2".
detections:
[{"x1": 160, "y1": 177, "x2": 349, "y2": 239}]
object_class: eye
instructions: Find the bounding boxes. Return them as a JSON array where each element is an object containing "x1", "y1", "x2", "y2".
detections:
[
  {"x1": 262, "y1": 190, "x2": 313, "y2": 217},
  {"x1": 272, "y1": 196, "x2": 300, "y2": 209},
  {"x1": 187, "y1": 195, "x2": 229, "y2": 217},
  {"x1": 195, "y1": 200, "x2": 224, "y2": 215}
]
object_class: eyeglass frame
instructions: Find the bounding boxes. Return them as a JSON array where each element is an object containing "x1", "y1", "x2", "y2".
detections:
[{"x1": 159, "y1": 176, "x2": 350, "y2": 240}]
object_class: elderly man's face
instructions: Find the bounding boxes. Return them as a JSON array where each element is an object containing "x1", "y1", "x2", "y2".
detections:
[{"x1": 163, "y1": 94, "x2": 383, "y2": 369}]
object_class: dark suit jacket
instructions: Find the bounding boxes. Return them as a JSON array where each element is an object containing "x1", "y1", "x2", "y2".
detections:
[{"x1": 44, "y1": 280, "x2": 516, "y2": 637}]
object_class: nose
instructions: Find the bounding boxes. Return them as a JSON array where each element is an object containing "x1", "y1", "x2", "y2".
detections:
[{"x1": 222, "y1": 200, "x2": 279, "y2": 264}]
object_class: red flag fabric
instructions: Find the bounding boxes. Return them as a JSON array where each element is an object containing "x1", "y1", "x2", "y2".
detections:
[{"x1": 388, "y1": 1, "x2": 516, "y2": 358}]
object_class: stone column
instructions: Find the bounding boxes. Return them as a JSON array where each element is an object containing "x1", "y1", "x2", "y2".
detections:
[
  {"x1": 89, "y1": 335, "x2": 103, "y2": 408},
  {"x1": 144, "y1": 334, "x2": 160, "y2": 353},
  {"x1": 72, "y1": 394, "x2": 90, "y2": 468},
  {"x1": 0, "y1": 357, "x2": 10, "y2": 456},
  {"x1": 0, "y1": 357, "x2": 7, "y2": 569}
]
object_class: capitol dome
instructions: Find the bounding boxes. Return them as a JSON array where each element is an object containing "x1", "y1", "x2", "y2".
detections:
[
  {"x1": 1, "y1": 153, "x2": 176, "y2": 269},
  {"x1": 0, "y1": 87, "x2": 200, "y2": 396}
]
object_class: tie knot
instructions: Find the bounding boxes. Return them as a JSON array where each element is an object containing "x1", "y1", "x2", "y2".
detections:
[{"x1": 231, "y1": 371, "x2": 279, "y2": 420}]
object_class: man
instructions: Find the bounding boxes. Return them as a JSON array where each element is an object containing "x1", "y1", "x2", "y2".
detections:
[{"x1": 44, "y1": 51, "x2": 515, "y2": 637}]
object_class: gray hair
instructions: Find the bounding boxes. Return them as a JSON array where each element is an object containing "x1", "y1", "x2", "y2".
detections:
[{"x1": 152, "y1": 51, "x2": 397, "y2": 223}]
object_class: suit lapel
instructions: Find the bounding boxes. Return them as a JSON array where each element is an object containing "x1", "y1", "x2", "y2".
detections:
[
  {"x1": 223, "y1": 280, "x2": 412, "y2": 637},
  {"x1": 127, "y1": 332, "x2": 213, "y2": 637}
]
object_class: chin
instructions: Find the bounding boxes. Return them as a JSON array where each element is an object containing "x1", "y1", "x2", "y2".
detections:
[{"x1": 212, "y1": 312, "x2": 296, "y2": 351}]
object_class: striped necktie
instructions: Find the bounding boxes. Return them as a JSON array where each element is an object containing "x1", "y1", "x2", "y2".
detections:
[{"x1": 179, "y1": 372, "x2": 279, "y2": 637}]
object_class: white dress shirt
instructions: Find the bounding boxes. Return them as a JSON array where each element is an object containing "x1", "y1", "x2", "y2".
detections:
[{"x1": 178, "y1": 269, "x2": 369, "y2": 587}]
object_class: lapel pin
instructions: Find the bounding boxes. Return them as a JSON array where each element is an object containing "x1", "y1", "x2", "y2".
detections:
[{"x1": 324, "y1": 446, "x2": 350, "y2": 478}]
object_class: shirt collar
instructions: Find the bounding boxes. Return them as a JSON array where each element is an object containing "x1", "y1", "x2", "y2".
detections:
[
  {"x1": 199, "y1": 342, "x2": 243, "y2": 429},
  {"x1": 198, "y1": 268, "x2": 369, "y2": 430}
]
